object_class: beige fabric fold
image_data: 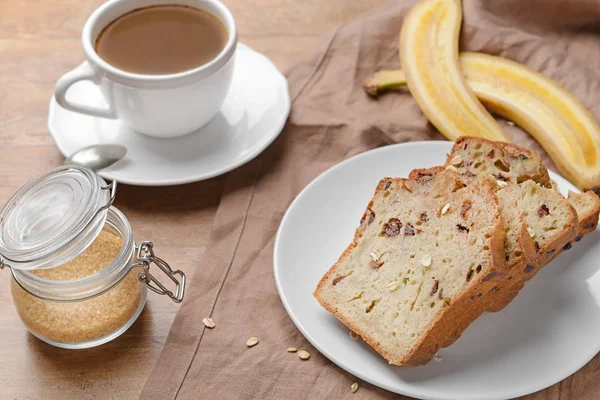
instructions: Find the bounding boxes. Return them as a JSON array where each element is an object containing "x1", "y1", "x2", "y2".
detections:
[{"x1": 140, "y1": 1, "x2": 600, "y2": 398}]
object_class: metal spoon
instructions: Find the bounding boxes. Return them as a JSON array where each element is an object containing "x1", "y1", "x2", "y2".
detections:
[{"x1": 64, "y1": 144, "x2": 127, "y2": 171}]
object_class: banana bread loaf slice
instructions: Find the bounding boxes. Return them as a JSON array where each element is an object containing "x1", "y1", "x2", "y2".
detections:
[
  {"x1": 486, "y1": 180, "x2": 578, "y2": 312},
  {"x1": 531, "y1": 190, "x2": 600, "y2": 281},
  {"x1": 445, "y1": 137, "x2": 580, "y2": 312},
  {"x1": 567, "y1": 190, "x2": 600, "y2": 236},
  {"x1": 448, "y1": 136, "x2": 551, "y2": 188},
  {"x1": 314, "y1": 171, "x2": 507, "y2": 365},
  {"x1": 496, "y1": 141, "x2": 598, "y2": 236}
]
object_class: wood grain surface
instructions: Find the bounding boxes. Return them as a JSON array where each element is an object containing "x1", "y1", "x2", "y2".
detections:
[{"x1": 0, "y1": 0, "x2": 387, "y2": 398}]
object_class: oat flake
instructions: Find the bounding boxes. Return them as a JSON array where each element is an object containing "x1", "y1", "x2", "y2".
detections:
[{"x1": 203, "y1": 317, "x2": 216, "y2": 329}]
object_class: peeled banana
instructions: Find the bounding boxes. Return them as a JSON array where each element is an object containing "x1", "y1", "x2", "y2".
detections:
[
  {"x1": 399, "y1": 0, "x2": 510, "y2": 142},
  {"x1": 362, "y1": 54, "x2": 600, "y2": 192}
]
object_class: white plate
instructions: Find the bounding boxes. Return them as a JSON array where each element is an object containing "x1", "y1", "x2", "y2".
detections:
[
  {"x1": 274, "y1": 141, "x2": 600, "y2": 400},
  {"x1": 48, "y1": 44, "x2": 290, "y2": 186}
]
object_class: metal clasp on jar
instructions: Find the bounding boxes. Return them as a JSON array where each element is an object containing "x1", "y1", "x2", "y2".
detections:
[{"x1": 133, "y1": 241, "x2": 186, "y2": 303}]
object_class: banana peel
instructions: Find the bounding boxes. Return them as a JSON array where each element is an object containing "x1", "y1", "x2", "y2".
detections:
[
  {"x1": 399, "y1": 0, "x2": 510, "y2": 142},
  {"x1": 363, "y1": 70, "x2": 406, "y2": 97},
  {"x1": 362, "y1": 54, "x2": 600, "y2": 192}
]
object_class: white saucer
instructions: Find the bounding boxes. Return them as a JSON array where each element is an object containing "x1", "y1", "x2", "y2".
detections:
[
  {"x1": 48, "y1": 44, "x2": 290, "y2": 186},
  {"x1": 274, "y1": 141, "x2": 600, "y2": 400}
]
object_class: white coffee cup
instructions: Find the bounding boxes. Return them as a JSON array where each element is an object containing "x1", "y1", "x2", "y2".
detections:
[{"x1": 54, "y1": 0, "x2": 237, "y2": 138}]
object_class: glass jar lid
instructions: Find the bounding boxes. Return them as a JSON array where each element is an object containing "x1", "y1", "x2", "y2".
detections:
[{"x1": 0, "y1": 165, "x2": 116, "y2": 270}]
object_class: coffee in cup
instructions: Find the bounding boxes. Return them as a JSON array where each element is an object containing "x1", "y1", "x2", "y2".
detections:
[{"x1": 95, "y1": 5, "x2": 228, "y2": 75}]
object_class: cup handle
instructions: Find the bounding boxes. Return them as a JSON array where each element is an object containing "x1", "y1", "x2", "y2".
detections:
[{"x1": 54, "y1": 62, "x2": 117, "y2": 119}]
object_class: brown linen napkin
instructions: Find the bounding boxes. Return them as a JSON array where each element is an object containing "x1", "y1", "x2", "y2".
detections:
[{"x1": 140, "y1": 1, "x2": 600, "y2": 398}]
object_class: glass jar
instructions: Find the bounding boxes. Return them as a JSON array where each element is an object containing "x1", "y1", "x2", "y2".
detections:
[{"x1": 0, "y1": 166, "x2": 185, "y2": 349}]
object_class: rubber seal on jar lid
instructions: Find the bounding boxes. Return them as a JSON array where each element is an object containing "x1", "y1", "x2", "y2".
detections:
[{"x1": 0, "y1": 165, "x2": 115, "y2": 270}]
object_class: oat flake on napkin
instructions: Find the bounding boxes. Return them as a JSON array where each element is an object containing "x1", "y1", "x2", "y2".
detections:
[{"x1": 140, "y1": 1, "x2": 600, "y2": 398}]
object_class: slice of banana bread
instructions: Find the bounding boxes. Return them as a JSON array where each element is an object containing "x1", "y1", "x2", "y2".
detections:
[
  {"x1": 486, "y1": 180, "x2": 578, "y2": 312},
  {"x1": 499, "y1": 143, "x2": 599, "y2": 237},
  {"x1": 445, "y1": 137, "x2": 581, "y2": 312},
  {"x1": 531, "y1": 190, "x2": 600, "y2": 281},
  {"x1": 448, "y1": 136, "x2": 551, "y2": 188},
  {"x1": 567, "y1": 191, "x2": 600, "y2": 235},
  {"x1": 314, "y1": 171, "x2": 507, "y2": 365}
]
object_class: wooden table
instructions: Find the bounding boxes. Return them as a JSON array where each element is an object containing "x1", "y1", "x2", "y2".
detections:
[{"x1": 0, "y1": 0, "x2": 386, "y2": 398}]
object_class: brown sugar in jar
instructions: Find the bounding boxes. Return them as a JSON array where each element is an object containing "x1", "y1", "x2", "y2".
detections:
[
  {"x1": 1, "y1": 166, "x2": 185, "y2": 349},
  {"x1": 12, "y1": 230, "x2": 146, "y2": 346}
]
